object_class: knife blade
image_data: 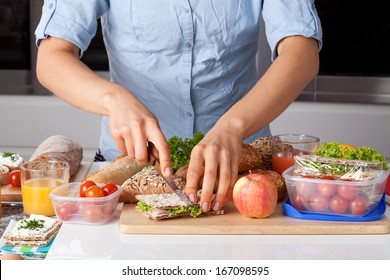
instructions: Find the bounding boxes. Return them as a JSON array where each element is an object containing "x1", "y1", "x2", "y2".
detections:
[{"x1": 147, "y1": 142, "x2": 193, "y2": 207}]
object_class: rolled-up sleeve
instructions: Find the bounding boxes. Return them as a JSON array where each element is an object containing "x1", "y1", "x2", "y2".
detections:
[
  {"x1": 262, "y1": 0, "x2": 322, "y2": 60},
  {"x1": 34, "y1": 0, "x2": 108, "y2": 57}
]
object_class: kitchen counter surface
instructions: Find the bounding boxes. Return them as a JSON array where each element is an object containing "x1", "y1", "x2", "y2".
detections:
[
  {"x1": 44, "y1": 163, "x2": 390, "y2": 260},
  {"x1": 46, "y1": 203, "x2": 390, "y2": 260}
]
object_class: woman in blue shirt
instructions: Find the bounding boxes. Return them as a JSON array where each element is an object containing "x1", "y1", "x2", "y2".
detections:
[{"x1": 35, "y1": 0, "x2": 322, "y2": 212}]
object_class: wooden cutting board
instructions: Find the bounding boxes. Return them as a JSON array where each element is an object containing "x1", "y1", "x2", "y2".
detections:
[
  {"x1": 119, "y1": 201, "x2": 390, "y2": 235},
  {"x1": 0, "y1": 162, "x2": 92, "y2": 203}
]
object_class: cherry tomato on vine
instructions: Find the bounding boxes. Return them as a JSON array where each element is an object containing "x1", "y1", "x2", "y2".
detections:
[
  {"x1": 79, "y1": 180, "x2": 96, "y2": 197},
  {"x1": 85, "y1": 185, "x2": 104, "y2": 198},
  {"x1": 102, "y1": 183, "x2": 118, "y2": 196},
  {"x1": 8, "y1": 170, "x2": 21, "y2": 187}
]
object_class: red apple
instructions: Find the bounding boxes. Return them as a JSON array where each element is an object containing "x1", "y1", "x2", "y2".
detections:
[{"x1": 233, "y1": 173, "x2": 278, "y2": 218}]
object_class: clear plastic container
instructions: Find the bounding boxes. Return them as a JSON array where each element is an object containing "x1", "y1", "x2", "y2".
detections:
[
  {"x1": 50, "y1": 182, "x2": 121, "y2": 225},
  {"x1": 282, "y1": 165, "x2": 389, "y2": 217}
]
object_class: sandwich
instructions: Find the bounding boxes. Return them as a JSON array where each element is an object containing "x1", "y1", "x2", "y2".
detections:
[
  {"x1": 135, "y1": 193, "x2": 224, "y2": 220},
  {"x1": 2, "y1": 214, "x2": 61, "y2": 247}
]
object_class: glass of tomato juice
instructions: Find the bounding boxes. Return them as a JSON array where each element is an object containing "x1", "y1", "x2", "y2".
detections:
[
  {"x1": 20, "y1": 160, "x2": 70, "y2": 216},
  {"x1": 271, "y1": 134, "x2": 320, "y2": 175}
]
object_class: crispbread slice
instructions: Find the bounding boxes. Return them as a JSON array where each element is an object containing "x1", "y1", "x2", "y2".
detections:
[
  {"x1": 135, "y1": 193, "x2": 191, "y2": 209},
  {"x1": 2, "y1": 230, "x2": 57, "y2": 247},
  {"x1": 3, "y1": 221, "x2": 61, "y2": 242}
]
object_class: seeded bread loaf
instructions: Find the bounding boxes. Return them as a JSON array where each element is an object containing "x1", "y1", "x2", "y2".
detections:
[{"x1": 120, "y1": 167, "x2": 186, "y2": 203}]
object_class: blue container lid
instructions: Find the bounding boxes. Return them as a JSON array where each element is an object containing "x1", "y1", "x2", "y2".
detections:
[{"x1": 283, "y1": 193, "x2": 386, "y2": 221}]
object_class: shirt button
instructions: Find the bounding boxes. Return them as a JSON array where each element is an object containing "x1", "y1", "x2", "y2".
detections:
[
  {"x1": 48, "y1": 3, "x2": 53, "y2": 9},
  {"x1": 185, "y1": 43, "x2": 192, "y2": 48},
  {"x1": 186, "y1": 112, "x2": 193, "y2": 118},
  {"x1": 184, "y1": 8, "x2": 190, "y2": 13},
  {"x1": 183, "y1": 79, "x2": 190, "y2": 84}
]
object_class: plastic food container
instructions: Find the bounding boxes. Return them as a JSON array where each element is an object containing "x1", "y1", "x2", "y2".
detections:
[
  {"x1": 282, "y1": 165, "x2": 389, "y2": 217},
  {"x1": 50, "y1": 182, "x2": 122, "y2": 225}
]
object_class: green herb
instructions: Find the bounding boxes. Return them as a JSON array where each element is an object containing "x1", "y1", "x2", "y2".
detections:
[
  {"x1": 18, "y1": 219, "x2": 45, "y2": 231},
  {"x1": 1, "y1": 151, "x2": 17, "y2": 161},
  {"x1": 315, "y1": 142, "x2": 388, "y2": 170},
  {"x1": 168, "y1": 132, "x2": 204, "y2": 172}
]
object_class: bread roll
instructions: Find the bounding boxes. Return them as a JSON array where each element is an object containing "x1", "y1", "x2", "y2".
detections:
[
  {"x1": 249, "y1": 136, "x2": 291, "y2": 171},
  {"x1": 239, "y1": 169, "x2": 287, "y2": 201},
  {"x1": 239, "y1": 144, "x2": 262, "y2": 172},
  {"x1": 121, "y1": 167, "x2": 186, "y2": 203},
  {"x1": 84, "y1": 154, "x2": 143, "y2": 186},
  {"x1": 29, "y1": 135, "x2": 83, "y2": 176}
]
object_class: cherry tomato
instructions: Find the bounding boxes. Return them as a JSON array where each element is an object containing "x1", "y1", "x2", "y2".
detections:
[
  {"x1": 317, "y1": 182, "x2": 337, "y2": 198},
  {"x1": 8, "y1": 170, "x2": 21, "y2": 187},
  {"x1": 102, "y1": 183, "x2": 118, "y2": 196},
  {"x1": 329, "y1": 194, "x2": 349, "y2": 214},
  {"x1": 385, "y1": 174, "x2": 390, "y2": 196},
  {"x1": 79, "y1": 180, "x2": 97, "y2": 197},
  {"x1": 309, "y1": 193, "x2": 330, "y2": 212},
  {"x1": 85, "y1": 186, "x2": 104, "y2": 198},
  {"x1": 349, "y1": 195, "x2": 368, "y2": 215},
  {"x1": 84, "y1": 204, "x2": 103, "y2": 222},
  {"x1": 56, "y1": 202, "x2": 77, "y2": 221},
  {"x1": 295, "y1": 180, "x2": 317, "y2": 199},
  {"x1": 102, "y1": 203, "x2": 116, "y2": 216},
  {"x1": 337, "y1": 184, "x2": 358, "y2": 200},
  {"x1": 290, "y1": 193, "x2": 309, "y2": 211},
  {"x1": 321, "y1": 175, "x2": 336, "y2": 180}
]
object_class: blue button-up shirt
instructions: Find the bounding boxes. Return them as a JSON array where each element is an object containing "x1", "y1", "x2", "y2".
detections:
[{"x1": 35, "y1": 0, "x2": 322, "y2": 161}]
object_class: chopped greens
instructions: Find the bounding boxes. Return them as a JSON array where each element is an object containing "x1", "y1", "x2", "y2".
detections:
[
  {"x1": 315, "y1": 142, "x2": 388, "y2": 170},
  {"x1": 137, "y1": 201, "x2": 154, "y2": 212},
  {"x1": 1, "y1": 151, "x2": 18, "y2": 161},
  {"x1": 168, "y1": 132, "x2": 204, "y2": 172},
  {"x1": 18, "y1": 219, "x2": 45, "y2": 231}
]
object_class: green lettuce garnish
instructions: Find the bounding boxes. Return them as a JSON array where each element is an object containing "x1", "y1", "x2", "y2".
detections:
[
  {"x1": 315, "y1": 142, "x2": 388, "y2": 170},
  {"x1": 168, "y1": 132, "x2": 204, "y2": 172},
  {"x1": 136, "y1": 202, "x2": 203, "y2": 218}
]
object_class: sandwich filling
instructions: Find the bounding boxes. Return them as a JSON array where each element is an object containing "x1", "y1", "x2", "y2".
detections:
[{"x1": 137, "y1": 201, "x2": 202, "y2": 218}]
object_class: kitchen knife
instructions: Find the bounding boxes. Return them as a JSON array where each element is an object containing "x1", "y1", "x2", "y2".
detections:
[{"x1": 147, "y1": 142, "x2": 193, "y2": 207}]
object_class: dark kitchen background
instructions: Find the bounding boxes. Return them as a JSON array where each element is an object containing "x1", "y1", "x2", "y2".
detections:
[{"x1": 1, "y1": 0, "x2": 390, "y2": 102}]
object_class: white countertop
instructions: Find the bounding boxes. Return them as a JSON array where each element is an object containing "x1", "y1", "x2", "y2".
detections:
[{"x1": 46, "y1": 163, "x2": 390, "y2": 260}]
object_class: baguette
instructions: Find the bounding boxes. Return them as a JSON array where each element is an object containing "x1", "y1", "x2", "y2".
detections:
[
  {"x1": 120, "y1": 167, "x2": 186, "y2": 203},
  {"x1": 29, "y1": 135, "x2": 83, "y2": 176},
  {"x1": 84, "y1": 154, "x2": 144, "y2": 187}
]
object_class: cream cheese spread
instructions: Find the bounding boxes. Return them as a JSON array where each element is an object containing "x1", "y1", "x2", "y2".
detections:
[
  {"x1": 0, "y1": 152, "x2": 23, "y2": 168},
  {"x1": 11, "y1": 214, "x2": 57, "y2": 238}
]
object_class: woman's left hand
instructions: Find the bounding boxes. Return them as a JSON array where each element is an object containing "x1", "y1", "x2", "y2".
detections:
[{"x1": 184, "y1": 127, "x2": 243, "y2": 212}]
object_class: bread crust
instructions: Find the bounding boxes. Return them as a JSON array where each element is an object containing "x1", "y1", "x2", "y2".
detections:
[
  {"x1": 29, "y1": 135, "x2": 83, "y2": 176},
  {"x1": 84, "y1": 154, "x2": 144, "y2": 186}
]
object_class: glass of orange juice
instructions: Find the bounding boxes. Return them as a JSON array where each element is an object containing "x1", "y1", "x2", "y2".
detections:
[
  {"x1": 20, "y1": 160, "x2": 70, "y2": 216},
  {"x1": 271, "y1": 134, "x2": 320, "y2": 175}
]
